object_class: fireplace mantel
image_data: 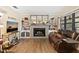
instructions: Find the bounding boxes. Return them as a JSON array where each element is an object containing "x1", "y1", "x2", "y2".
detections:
[{"x1": 30, "y1": 25, "x2": 49, "y2": 38}]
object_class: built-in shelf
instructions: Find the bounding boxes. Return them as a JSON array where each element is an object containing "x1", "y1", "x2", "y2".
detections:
[{"x1": 20, "y1": 17, "x2": 30, "y2": 38}]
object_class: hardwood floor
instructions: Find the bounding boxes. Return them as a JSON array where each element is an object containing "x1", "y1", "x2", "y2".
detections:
[{"x1": 9, "y1": 38, "x2": 57, "y2": 53}]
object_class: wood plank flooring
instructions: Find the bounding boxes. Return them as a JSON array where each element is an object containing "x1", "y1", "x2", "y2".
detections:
[{"x1": 9, "y1": 38, "x2": 57, "y2": 53}]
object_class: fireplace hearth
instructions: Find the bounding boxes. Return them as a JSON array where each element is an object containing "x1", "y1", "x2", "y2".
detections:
[{"x1": 33, "y1": 28, "x2": 45, "y2": 37}]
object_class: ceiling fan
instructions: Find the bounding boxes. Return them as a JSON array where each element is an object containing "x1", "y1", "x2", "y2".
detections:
[{"x1": 12, "y1": 6, "x2": 18, "y2": 9}]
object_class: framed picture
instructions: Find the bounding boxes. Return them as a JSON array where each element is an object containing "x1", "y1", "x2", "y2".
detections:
[{"x1": 7, "y1": 18, "x2": 18, "y2": 32}]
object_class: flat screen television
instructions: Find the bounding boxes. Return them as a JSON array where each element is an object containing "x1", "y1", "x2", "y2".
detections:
[{"x1": 7, "y1": 20, "x2": 18, "y2": 33}]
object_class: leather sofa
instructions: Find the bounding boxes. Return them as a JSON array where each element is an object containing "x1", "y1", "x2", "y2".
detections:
[{"x1": 49, "y1": 30, "x2": 79, "y2": 53}]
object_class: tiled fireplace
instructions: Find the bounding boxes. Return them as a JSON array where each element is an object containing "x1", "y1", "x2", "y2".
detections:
[
  {"x1": 31, "y1": 25, "x2": 49, "y2": 38},
  {"x1": 33, "y1": 28, "x2": 45, "y2": 37}
]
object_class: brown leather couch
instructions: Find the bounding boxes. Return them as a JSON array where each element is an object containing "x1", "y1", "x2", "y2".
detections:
[
  {"x1": 49, "y1": 32, "x2": 63, "y2": 44},
  {"x1": 63, "y1": 30, "x2": 78, "y2": 40},
  {"x1": 49, "y1": 30, "x2": 79, "y2": 53}
]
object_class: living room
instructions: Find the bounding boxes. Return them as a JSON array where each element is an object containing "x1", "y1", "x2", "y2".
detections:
[{"x1": 0, "y1": 6, "x2": 79, "y2": 53}]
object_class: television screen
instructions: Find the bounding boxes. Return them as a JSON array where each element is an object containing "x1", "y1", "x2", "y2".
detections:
[{"x1": 7, "y1": 20, "x2": 18, "y2": 33}]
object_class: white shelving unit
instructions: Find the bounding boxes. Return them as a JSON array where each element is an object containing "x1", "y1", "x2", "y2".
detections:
[
  {"x1": 20, "y1": 17, "x2": 30, "y2": 38},
  {"x1": 20, "y1": 30, "x2": 30, "y2": 38}
]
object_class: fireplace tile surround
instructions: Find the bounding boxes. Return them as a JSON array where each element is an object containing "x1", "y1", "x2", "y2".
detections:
[
  {"x1": 30, "y1": 25, "x2": 49, "y2": 38},
  {"x1": 33, "y1": 28, "x2": 45, "y2": 37}
]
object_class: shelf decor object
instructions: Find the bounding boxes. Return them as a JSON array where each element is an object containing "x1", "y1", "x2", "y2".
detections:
[{"x1": 22, "y1": 17, "x2": 30, "y2": 30}]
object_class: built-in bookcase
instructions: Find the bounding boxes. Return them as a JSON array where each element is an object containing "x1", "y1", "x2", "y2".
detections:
[{"x1": 20, "y1": 17, "x2": 30, "y2": 38}]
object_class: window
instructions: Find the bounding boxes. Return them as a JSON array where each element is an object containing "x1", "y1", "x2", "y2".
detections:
[
  {"x1": 60, "y1": 17, "x2": 64, "y2": 30},
  {"x1": 30, "y1": 15, "x2": 49, "y2": 25},
  {"x1": 75, "y1": 12, "x2": 79, "y2": 32},
  {"x1": 66, "y1": 15, "x2": 72, "y2": 31}
]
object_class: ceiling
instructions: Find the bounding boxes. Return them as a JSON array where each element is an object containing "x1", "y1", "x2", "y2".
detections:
[{"x1": 11, "y1": 6, "x2": 79, "y2": 16}]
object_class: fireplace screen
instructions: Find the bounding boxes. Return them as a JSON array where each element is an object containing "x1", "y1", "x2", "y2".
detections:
[{"x1": 33, "y1": 28, "x2": 45, "y2": 37}]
